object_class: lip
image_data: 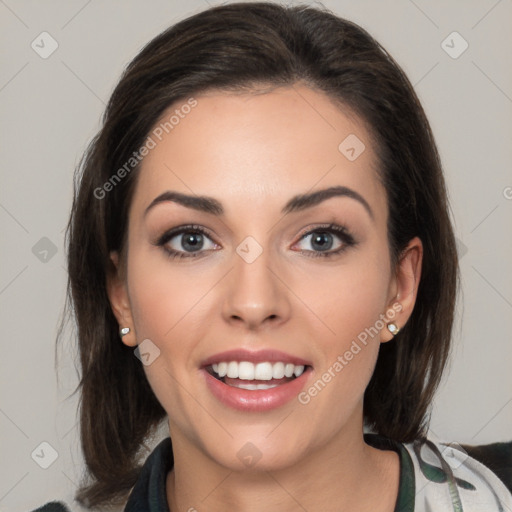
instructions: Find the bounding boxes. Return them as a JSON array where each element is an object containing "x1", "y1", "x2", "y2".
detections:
[
  {"x1": 201, "y1": 349, "x2": 312, "y2": 368},
  {"x1": 201, "y1": 349, "x2": 313, "y2": 411},
  {"x1": 202, "y1": 367, "x2": 312, "y2": 411}
]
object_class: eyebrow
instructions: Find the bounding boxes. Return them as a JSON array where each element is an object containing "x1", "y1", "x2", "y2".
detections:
[{"x1": 144, "y1": 185, "x2": 374, "y2": 220}]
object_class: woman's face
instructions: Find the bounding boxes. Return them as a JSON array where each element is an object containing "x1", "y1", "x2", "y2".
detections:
[{"x1": 109, "y1": 84, "x2": 421, "y2": 471}]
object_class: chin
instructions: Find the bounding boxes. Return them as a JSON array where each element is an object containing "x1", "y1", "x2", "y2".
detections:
[{"x1": 201, "y1": 428, "x2": 313, "y2": 473}]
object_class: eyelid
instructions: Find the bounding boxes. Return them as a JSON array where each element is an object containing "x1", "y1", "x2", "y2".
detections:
[
  {"x1": 292, "y1": 223, "x2": 356, "y2": 254},
  {"x1": 153, "y1": 224, "x2": 218, "y2": 247},
  {"x1": 295, "y1": 222, "x2": 350, "y2": 240},
  {"x1": 153, "y1": 222, "x2": 357, "y2": 260}
]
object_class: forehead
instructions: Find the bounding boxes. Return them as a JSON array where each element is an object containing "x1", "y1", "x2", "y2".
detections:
[{"x1": 130, "y1": 85, "x2": 385, "y2": 222}]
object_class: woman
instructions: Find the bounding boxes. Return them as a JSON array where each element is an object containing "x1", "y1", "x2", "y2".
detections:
[{"x1": 33, "y1": 2, "x2": 511, "y2": 511}]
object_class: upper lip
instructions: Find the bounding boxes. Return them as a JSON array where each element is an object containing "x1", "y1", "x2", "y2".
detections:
[{"x1": 201, "y1": 349, "x2": 312, "y2": 368}]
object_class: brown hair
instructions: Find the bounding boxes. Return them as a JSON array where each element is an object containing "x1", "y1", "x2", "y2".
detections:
[{"x1": 60, "y1": 1, "x2": 459, "y2": 508}]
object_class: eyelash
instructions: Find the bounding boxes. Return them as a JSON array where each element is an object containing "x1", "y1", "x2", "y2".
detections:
[{"x1": 153, "y1": 223, "x2": 357, "y2": 261}]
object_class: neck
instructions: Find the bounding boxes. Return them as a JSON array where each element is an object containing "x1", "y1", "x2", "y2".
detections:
[{"x1": 166, "y1": 418, "x2": 399, "y2": 512}]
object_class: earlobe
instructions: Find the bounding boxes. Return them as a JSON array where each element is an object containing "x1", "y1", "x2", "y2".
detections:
[
  {"x1": 381, "y1": 237, "x2": 423, "y2": 343},
  {"x1": 380, "y1": 302, "x2": 403, "y2": 343},
  {"x1": 106, "y1": 250, "x2": 137, "y2": 347}
]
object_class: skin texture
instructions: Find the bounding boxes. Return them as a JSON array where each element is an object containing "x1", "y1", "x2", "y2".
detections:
[{"x1": 107, "y1": 84, "x2": 423, "y2": 512}]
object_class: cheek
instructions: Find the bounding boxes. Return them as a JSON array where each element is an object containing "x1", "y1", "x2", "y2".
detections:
[
  {"x1": 306, "y1": 250, "x2": 391, "y2": 348},
  {"x1": 125, "y1": 249, "x2": 210, "y2": 419},
  {"x1": 124, "y1": 247, "x2": 218, "y2": 417},
  {"x1": 296, "y1": 248, "x2": 391, "y2": 406},
  {"x1": 127, "y1": 247, "x2": 210, "y2": 343}
]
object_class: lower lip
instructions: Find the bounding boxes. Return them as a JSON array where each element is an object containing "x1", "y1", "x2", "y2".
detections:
[{"x1": 202, "y1": 368, "x2": 311, "y2": 411}]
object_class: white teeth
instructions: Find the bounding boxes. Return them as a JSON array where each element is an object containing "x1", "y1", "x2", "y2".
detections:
[
  {"x1": 254, "y1": 362, "x2": 273, "y2": 380},
  {"x1": 210, "y1": 361, "x2": 307, "y2": 381},
  {"x1": 238, "y1": 361, "x2": 255, "y2": 380},
  {"x1": 231, "y1": 382, "x2": 279, "y2": 390},
  {"x1": 226, "y1": 361, "x2": 238, "y2": 378},
  {"x1": 272, "y1": 362, "x2": 285, "y2": 379},
  {"x1": 294, "y1": 365, "x2": 305, "y2": 377},
  {"x1": 217, "y1": 362, "x2": 227, "y2": 377},
  {"x1": 284, "y1": 363, "x2": 295, "y2": 378}
]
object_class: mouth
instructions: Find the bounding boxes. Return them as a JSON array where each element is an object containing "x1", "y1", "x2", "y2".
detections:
[
  {"x1": 206, "y1": 361, "x2": 309, "y2": 389},
  {"x1": 200, "y1": 350, "x2": 313, "y2": 411}
]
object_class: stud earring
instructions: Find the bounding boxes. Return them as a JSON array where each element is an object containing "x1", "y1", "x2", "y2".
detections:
[
  {"x1": 387, "y1": 323, "x2": 400, "y2": 336},
  {"x1": 119, "y1": 327, "x2": 130, "y2": 338}
]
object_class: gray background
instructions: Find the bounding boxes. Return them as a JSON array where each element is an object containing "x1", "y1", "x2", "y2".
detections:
[{"x1": 1, "y1": 0, "x2": 511, "y2": 510}]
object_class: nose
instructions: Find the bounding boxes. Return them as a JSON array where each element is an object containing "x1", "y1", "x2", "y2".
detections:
[{"x1": 221, "y1": 243, "x2": 291, "y2": 331}]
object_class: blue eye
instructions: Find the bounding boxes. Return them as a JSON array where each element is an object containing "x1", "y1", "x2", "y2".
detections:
[
  {"x1": 155, "y1": 224, "x2": 218, "y2": 260},
  {"x1": 294, "y1": 224, "x2": 356, "y2": 258},
  {"x1": 154, "y1": 223, "x2": 356, "y2": 261}
]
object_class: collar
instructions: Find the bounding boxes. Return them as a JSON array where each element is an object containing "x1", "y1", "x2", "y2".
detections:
[
  {"x1": 364, "y1": 433, "x2": 416, "y2": 512},
  {"x1": 124, "y1": 437, "x2": 173, "y2": 512}
]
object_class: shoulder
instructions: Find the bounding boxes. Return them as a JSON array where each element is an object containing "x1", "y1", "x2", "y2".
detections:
[
  {"x1": 403, "y1": 437, "x2": 512, "y2": 510},
  {"x1": 29, "y1": 438, "x2": 173, "y2": 512},
  {"x1": 365, "y1": 433, "x2": 512, "y2": 511},
  {"x1": 460, "y1": 439, "x2": 512, "y2": 492}
]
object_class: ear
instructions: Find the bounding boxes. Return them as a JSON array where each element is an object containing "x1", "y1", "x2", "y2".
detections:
[
  {"x1": 106, "y1": 251, "x2": 137, "y2": 347},
  {"x1": 380, "y1": 236, "x2": 423, "y2": 343}
]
